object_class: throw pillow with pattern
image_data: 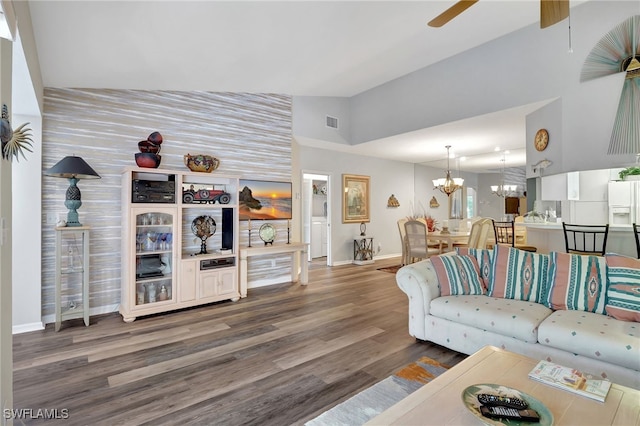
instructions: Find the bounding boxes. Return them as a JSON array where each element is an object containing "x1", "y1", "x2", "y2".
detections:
[
  {"x1": 605, "y1": 253, "x2": 640, "y2": 322},
  {"x1": 430, "y1": 254, "x2": 484, "y2": 296},
  {"x1": 488, "y1": 244, "x2": 549, "y2": 303},
  {"x1": 455, "y1": 247, "x2": 493, "y2": 290},
  {"x1": 546, "y1": 251, "x2": 606, "y2": 314}
]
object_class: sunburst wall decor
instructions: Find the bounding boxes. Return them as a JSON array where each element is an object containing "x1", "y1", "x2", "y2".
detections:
[{"x1": 580, "y1": 15, "x2": 639, "y2": 155}]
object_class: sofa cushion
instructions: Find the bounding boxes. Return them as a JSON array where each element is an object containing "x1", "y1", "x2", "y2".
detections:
[
  {"x1": 489, "y1": 245, "x2": 549, "y2": 303},
  {"x1": 430, "y1": 295, "x2": 552, "y2": 343},
  {"x1": 605, "y1": 253, "x2": 640, "y2": 322},
  {"x1": 546, "y1": 252, "x2": 606, "y2": 314},
  {"x1": 538, "y1": 310, "x2": 640, "y2": 372},
  {"x1": 430, "y1": 254, "x2": 485, "y2": 296},
  {"x1": 456, "y1": 247, "x2": 493, "y2": 289}
]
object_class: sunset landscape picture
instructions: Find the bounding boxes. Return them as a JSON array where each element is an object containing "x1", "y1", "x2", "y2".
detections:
[{"x1": 239, "y1": 179, "x2": 292, "y2": 220}]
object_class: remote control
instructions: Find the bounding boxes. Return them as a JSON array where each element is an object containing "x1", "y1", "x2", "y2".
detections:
[
  {"x1": 477, "y1": 393, "x2": 528, "y2": 409},
  {"x1": 480, "y1": 405, "x2": 540, "y2": 422}
]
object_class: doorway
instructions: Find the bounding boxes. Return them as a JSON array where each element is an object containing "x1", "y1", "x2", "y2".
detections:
[{"x1": 302, "y1": 172, "x2": 331, "y2": 265}]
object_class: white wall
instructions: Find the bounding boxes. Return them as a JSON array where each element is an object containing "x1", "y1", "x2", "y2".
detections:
[
  {"x1": 293, "y1": 2, "x2": 638, "y2": 174},
  {"x1": 299, "y1": 145, "x2": 415, "y2": 263},
  {"x1": 0, "y1": 35, "x2": 13, "y2": 418},
  {"x1": 11, "y1": 113, "x2": 42, "y2": 332},
  {"x1": 293, "y1": 96, "x2": 351, "y2": 146}
]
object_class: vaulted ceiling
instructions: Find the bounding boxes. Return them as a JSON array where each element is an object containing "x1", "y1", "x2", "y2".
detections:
[{"x1": 26, "y1": 1, "x2": 585, "y2": 172}]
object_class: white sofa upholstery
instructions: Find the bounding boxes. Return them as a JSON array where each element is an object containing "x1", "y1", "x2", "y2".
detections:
[{"x1": 396, "y1": 254, "x2": 640, "y2": 390}]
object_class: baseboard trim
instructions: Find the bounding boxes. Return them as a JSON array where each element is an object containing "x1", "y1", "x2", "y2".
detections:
[
  {"x1": 12, "y1": 322, "x2": 45, "y2": 334},
  {"x1": 39, "y1": 304, "x2": 120, "y2": 328}
]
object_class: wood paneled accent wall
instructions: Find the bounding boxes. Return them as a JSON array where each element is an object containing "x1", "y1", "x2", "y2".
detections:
[{"x1": 42, "y1": 89, "x2": 292, "y2": 318}]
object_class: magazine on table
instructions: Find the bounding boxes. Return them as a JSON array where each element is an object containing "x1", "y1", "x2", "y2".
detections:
[{"x1": 528, "y1": 360, "x2": 611, "y2": 402}]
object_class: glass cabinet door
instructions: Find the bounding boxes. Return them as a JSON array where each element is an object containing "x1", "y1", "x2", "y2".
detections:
[{"x1": 134, "y1": 210, "x2": 175, "y2": 306}]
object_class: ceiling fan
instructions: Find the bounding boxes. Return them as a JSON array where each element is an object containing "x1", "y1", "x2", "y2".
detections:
[{"x1": 428, "y1": 0, "x2": 569, "y2": 29}]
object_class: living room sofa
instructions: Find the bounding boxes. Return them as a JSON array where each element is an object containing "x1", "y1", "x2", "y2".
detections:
[{"x1": 396, "y1": 244, "x2": 640, "y2": 390}]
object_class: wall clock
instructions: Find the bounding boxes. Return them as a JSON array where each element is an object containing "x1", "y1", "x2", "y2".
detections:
[
  {"x1": 259, "y1": 223, "x2": 276, "y2": 246},
  {"x1": 534, "y1": 129, "x2": 549, "y2": 151}
]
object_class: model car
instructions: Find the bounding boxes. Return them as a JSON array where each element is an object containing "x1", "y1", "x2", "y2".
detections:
[{"x1": 182, "y1": 187, "x2": 231, "y2": 204}]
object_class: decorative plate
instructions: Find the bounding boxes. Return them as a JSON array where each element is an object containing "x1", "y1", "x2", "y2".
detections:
[
  {"x1": 461, "y1": 383, "x2": 553, "y2": 426},
  {"x1": 259, "y1": 223, "x2": 276, "y2": 243},
  {"x1": 191, "y1": 215, "x2": 216, "y2": 239}
]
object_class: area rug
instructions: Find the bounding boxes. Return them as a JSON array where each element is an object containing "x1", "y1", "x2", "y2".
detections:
[
  {"x1": 376, "y1": 264, "x2": 403, "y2": 274},
  {"x1": 305, "y1": 356, "x2": 449, "y2": 426}
]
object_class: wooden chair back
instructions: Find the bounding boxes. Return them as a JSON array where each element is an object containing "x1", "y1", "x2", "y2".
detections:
[
  {"x1": 397, "y1": 218, "x2": 409, "y2": 265},
  {"x1": 562, "y1": 222, "x2": 609, "y2": 256},
  {"x1": 492, "y1": 220, "x2": 515, "y2": 246},
  {"x1": 467, "y1": 218, "x2": 493, "y2": 249},
  {"x1": 404, "y1": 220, "x2": 440, "y2": 263}
]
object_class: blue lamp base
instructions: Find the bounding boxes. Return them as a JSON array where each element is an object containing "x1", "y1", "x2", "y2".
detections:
[{"x1": 64, "y1": 177, "x2": 83, "y2": 227}]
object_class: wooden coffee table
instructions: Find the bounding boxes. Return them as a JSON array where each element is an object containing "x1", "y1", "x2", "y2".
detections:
[{"x1": 366, "y1": 346, "x2": 640, "y2": 425}]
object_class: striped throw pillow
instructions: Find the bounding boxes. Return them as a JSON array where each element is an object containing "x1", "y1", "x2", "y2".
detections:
[
  {"x1": 546, "y1": 252, "x2": 606, "y2": 314},
  {"x1": 455, "y1": 247, "x2": 493, "y2": 290},
  {"x1": 488, "y1": 244, "x2": 549, "y2": 303},
  {"x1": 605, "y1": 253, "x2": 640, "y2": 322},
  {"x1": 430, "y1": 254, "x2": 484, "y2": 297}
]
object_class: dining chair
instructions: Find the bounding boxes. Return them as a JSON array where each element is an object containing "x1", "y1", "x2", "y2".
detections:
[
  {"x1": 397, "y1": 218, "x2": 409, "y2": 265},
  {"x1": 634, "y1": 223, "x2": 640, "y2": 259},
  {"x1": 467, "y1": 218, "x2": 494, "y2": 249},
  {"x1": 492, "y1": 220, "x2": 537, "y2": 252},
  {"x1": 514, "y1": 215, "x2": 527, "y2": 244},
  {"x1": 404, "y1": 220, "x2": 441, "y2": 264},
  {"x1": 562, "y1": 222, "x2": 609, "y2": 256}
]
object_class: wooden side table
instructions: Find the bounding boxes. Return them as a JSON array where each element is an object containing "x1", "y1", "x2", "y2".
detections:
[{"x1": 54, "y1": 226, "x2": 90, "y2": 331}]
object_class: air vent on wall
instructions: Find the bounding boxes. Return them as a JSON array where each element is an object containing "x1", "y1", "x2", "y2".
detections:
[{"x1": 326, "y1": 115, "x2": 339, "y2": 129}]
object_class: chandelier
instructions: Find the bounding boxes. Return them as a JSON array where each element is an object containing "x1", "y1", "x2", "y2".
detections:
[
  {"x1": 432, "y1": 145, "x2": 463, "y2": 196},
  {"x1": 491, "y1": 156, "x2": 517, "y2": 198}
]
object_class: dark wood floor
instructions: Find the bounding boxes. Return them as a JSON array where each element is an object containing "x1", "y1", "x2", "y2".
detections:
[{"x1": 13, "y1": 257, "x2": 465, "y2": 425}]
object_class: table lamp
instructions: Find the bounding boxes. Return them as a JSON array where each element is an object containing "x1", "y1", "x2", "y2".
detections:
[{"x1": 44, "y1": 155, "x2": 101, "y2": 227}]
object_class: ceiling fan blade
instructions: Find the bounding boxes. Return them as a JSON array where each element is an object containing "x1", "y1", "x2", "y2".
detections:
[
  {"x1": 428, "y1": 0, "x2": 479, "y2": 28},
  {"x1": 540, "y1": 0, "x2": 569, "y2": 29}
]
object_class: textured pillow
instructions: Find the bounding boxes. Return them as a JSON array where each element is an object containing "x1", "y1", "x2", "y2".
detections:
[
  {"x1": 605, "y1": 253, "x2": 640, "y2": 322},
  {"x1": 488, "y1": 244, "x2": 549, "y2": 303},
  {"x1": 455, "y1": 247, "x2": 493, "y2": 289},
  {"x1": 430, "y1": 254, "x2": 484, "y2": 296},
  {"x1": 546, "y1": 252, "x2": 606, "y2": 314}
]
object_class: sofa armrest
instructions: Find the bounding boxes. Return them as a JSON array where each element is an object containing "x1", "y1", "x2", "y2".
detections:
[{"x1": 396, "y1": 259, "x2": 441, "y2": 339}]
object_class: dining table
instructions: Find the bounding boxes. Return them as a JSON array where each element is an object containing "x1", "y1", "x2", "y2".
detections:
[{"x1": 428, "y1": 229, "x2": 470, "y2": 253}]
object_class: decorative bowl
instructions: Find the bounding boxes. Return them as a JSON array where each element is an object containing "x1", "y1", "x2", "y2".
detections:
[
  {"x1": 184, "y1": 154, "x2": 220, "y2": 173},
  {"x1": 135, "y1": 152, "x2": 162, "y2": 168},
  {"x1": 138, "y1": 140, "x2": 161, "y2": 154}
]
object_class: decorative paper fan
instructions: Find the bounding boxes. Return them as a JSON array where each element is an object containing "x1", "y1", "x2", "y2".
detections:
[{"x1": 580, "y1": 15, "x2": 640, "y2": 155}]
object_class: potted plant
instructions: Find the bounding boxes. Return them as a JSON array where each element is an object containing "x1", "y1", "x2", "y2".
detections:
[{"x1": 618, "y1": 166, "x2": 640, "y2": 180}]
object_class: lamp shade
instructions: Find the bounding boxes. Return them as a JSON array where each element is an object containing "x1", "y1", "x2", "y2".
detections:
[{"x1": 44, "y1": 156, "x2": 101, "y2": 179}]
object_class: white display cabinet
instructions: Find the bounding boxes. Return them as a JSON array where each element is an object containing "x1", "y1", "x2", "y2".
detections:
[{"x1": 120, "y1": 167, "x2": 240, "y2": 322}]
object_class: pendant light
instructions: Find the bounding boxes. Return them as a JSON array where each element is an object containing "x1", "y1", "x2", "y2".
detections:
[
  {"x1": 491, "y1": 154, "x2": 517, "y2": 198},
  {"x1": 432, "y1": 145, "x2": 463, "y2": 196}
]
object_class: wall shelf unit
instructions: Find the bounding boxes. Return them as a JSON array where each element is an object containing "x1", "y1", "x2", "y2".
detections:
[
  {"x1": 54, "y1": 226, "x2": 90, "y2": 331},
  {"x1": 120, "y1": 167, "x2": 240, "y2": 322}
]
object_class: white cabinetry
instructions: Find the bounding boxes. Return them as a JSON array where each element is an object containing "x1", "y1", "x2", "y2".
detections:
[
  {"x1": 311, "y1": 216, "x2": 327, "y2": 258},
  {"x1": 120, "y1": 167, "x2": 240, "y2": 322}
]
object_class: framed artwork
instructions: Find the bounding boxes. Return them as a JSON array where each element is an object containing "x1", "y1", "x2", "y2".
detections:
[
  {"x1": 238, "y1": 179, "x2": 292, "y2": 220},
  {"x1": 342, "y1": 174, "x2": 370, "y2": 223}
]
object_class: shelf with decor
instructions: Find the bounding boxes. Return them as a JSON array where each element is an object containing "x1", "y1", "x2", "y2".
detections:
[
  {"x1": 54, "y1": 226, "x2": 90, "y2": 332},
  {"x1": 120, "y1": 167, "x2": 240, "y2": 322}
]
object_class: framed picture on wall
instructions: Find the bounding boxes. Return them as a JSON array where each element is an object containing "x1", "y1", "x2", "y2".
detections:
[
  {"x1": 342, "y1": 174, "x2": 370, "y2": 223},
  {"x1": 238, "y1": 179, "x2": 292, "y2": 220}
]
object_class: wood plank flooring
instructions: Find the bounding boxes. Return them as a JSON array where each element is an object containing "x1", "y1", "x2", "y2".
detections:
[{"x1": 12, "y1": 257, "x2": 466, "y2": 425}]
